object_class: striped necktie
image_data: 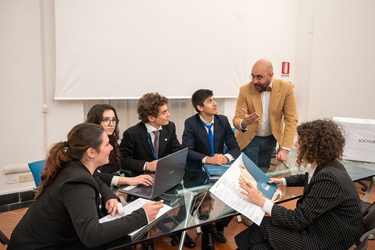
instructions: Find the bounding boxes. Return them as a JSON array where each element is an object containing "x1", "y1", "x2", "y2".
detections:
[{"x1": 152, "y1": 130, "x2": 159, "y2": 158}]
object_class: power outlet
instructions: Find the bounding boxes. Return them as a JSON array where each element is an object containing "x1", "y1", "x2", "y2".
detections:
[
  {"x1": 19, "y1": 174, "x2": 34, "y2": 183},
  {"x1": 6, "y1": 174, "x2": 19, "y2": 184}
]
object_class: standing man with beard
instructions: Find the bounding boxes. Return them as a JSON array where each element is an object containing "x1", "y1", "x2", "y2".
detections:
[{"x1": 233, "y1": 59, "x2": 298, "y2": 172}]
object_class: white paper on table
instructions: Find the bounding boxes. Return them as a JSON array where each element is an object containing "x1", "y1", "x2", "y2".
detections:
[
  {"x1": 99, "y1": 198, "x2": 171, "y2": 236},
  {"x1": 209, "y1": 154, "x2": 265, "y2": 225}
]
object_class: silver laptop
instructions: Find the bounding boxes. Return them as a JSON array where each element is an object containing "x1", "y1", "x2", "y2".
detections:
[{"x1": 119, "y1": 147, "x2": 188, "y2": 200}]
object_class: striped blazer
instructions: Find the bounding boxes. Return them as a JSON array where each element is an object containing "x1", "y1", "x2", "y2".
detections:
[{"x1": 236, "y1": 160, "x2": 365, "y2": 249}]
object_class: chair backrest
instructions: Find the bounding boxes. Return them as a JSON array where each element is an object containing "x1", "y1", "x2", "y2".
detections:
[
  {"x1": 363, "y1": 201, "x2": 375, "y2": 232},
  {"x1": 28, "y1": 160, "x2": 46, "y2": 187},
  {"x1": 349, "y1": 201, "x2": 375, "y2": 250}
]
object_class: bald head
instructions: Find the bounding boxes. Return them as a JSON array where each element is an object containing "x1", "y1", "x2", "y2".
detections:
[
  {"x1": 251, "y1": 59, "x2": 274, "y2": 92},
  {"x1": 252, "y1": 59, "x2": 273, "y2": 73}
]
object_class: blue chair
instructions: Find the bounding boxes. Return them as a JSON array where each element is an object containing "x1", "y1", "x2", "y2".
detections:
[{"x1": 28, "y1": 160, "x2": 46, "y2": 187}]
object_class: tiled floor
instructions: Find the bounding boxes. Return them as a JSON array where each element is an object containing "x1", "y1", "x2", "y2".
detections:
[{"x1": 1, "y1": 181, "x2": 374, "y2": 250}]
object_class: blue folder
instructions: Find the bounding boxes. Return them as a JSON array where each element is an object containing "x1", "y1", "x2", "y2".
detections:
[{"x1": 241, "y1": 154, "x2": 277, "y2": 200}]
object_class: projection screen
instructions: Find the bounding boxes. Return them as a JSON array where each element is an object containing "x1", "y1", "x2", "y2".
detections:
[{"x1": 54, "y1": 0, "x2": 248, "y2": 100}]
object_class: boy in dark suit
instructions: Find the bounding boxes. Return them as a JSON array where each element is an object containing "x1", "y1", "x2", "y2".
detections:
[
  {"x1": 120, "y1": 92, "x2": 181, "y2": 177},
  {"x1": 119, "y1": 92, "x2": 196, "y2": 249},
  {"x1": 182, "y1": 89, "x2": 241, "y2": 250}
]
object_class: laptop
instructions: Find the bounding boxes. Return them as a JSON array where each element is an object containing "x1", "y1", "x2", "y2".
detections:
[{"x1": 119, "y1": 147, "x2": 188, "y2": 200}]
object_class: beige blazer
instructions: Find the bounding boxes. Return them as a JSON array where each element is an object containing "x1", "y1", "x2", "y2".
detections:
[{"x1": 232, "y1": 78, "x2": 298, "y2": 150}]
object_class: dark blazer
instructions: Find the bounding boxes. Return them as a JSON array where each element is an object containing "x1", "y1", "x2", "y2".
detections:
[
  {"x1": 120, "y1": 121, "x2": 181, "y2": 176},
  {"x1": 236, "y1": 160, "x2": 365, "y2": 250},
  {"x1": 182, "y1": 114, "x2": 240, "y2": 186},
  {"x1": 8, "y1": 161, "x2": 147, "y2": 249},
  {"x1": 95, "y1": 163, "x2": 120, "y2": 186}
]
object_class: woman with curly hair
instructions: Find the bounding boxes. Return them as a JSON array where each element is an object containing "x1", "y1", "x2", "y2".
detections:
[
  {"x1": 86, "y1": 104, "x2": 154, "y2": 187},
  {"x1": 235, "y1": 119, "x2": 365, "y2": 249}
]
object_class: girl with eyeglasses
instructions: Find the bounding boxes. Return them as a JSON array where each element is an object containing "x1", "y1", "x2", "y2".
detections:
[{"x1": 86, "y1": 104, "x2": 154, "y2": 187}]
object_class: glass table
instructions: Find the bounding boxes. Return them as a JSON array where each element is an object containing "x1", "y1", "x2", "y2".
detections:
[
  {"x1": 112, "y1": 148, "x2": 375, "y2": 249},
  {"x1": 111, "y1": 166, "x2": 303, "y2": 250}
]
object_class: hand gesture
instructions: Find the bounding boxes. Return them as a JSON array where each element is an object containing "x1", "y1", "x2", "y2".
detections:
[
  {"x1": 142, "y1": 201, "x2": 164, "y2": 222},
  {"x1": 241, "y1": 108, "x2": 260, "y2": 128}
]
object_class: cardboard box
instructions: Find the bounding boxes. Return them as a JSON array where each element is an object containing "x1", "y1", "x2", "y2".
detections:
[{"x1": 332, "y1": 117, "x2": 375, "y2": 162}]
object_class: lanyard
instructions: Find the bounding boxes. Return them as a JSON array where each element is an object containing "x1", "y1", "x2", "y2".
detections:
[{"x1": 147, "y1": 132, "x2": 158, "y2": 159}]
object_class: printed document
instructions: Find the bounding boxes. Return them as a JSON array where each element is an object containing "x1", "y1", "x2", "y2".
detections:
[
  {"x1": 99, "y1": 198, "x2": 171, "y2": 237},
  {"x1": 210, "y1": 153, "x2": 277, "y2": 225}
]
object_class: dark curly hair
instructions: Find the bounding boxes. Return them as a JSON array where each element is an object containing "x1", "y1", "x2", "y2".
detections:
[
  {"x1": 137, "y1": 92, "x2": 168, "y2": 123},
  {"x1": 296, "y1": 119, "x2": 346, "y2": 167},
  {"x1": 85, "y1": 104, "x2": 121, "y2": 168}
]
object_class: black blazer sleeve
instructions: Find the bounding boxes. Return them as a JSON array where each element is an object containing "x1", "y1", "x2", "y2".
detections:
[
  {"x1": 96, "y1": 176, "x2": 118, "y2": 203},
  {"x1": 284, "y1": 173, "x2": 306, "y2": 187},
  {"x1": 219, "y1": 115, "x2": 241, "y2": 159},
  {"x1": 63, "y1": 182, "x2": 147, "y2": 248},
  {"x1": 120, "y1": 123, "x2": 152, "y2": 175},
  {"x1": 158, "y1": 121, "x2": 181, "y2": 157},
  {"x1": 95, "y1": 170, "x2": 114, "y2": 186},
  {"x1": 182, "y1": 116, "x2": 208, "y2": 163}
]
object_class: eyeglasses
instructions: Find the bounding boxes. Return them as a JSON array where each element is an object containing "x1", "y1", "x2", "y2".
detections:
[
  {"x1": 102, "y1": 118, "x2": 119, "y2": 126},
  {"x1": 250, "y1": 73, "x2": 270, "y2": 81}
]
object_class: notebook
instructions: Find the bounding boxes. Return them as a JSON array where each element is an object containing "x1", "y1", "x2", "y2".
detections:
[
  {"x1": 99, "y1": 198, "x2": 172, "y2": 240},
  {"x1": 203, "y1": 163, "x2": 232, "y2": 184},
  {"x1": 204, "y1": 163, "x2": 232, "y2": 176},
  {"x1": 119, "y1": 147, "x2": 188, "y2": 200}
]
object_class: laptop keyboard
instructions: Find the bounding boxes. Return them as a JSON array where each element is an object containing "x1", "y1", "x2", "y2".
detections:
[{"x1": 135, "y1": 186, "x2": 153, "y2": 196}]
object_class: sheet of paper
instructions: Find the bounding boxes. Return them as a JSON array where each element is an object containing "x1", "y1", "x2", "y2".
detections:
[
  {"x1": 209, "y1": 154, "x2": 265, "y2": 225},
  {"x1": 99, "y1": 198, "x2": 171, "y2": 236}
]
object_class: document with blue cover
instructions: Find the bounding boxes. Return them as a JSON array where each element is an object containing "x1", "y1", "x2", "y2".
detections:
[
  {"x1": 204, "y1": 164, "x2": 231, "y2": 176},
  {"x1": 239, "y1": 154, "x2": 278, "y2": 199},
  {"x1": 209, "y1": 153, "x2": 278, "y2": 225}
]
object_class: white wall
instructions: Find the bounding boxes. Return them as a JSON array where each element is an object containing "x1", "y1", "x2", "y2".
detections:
[
  {"x1": 0, "y1": 0, "x2": 45, "y2": 194},
  {"x1": 0, "y1": 0, "x2": 83, "y2": 195},
  {"x1": 294, "y1": 0, "x2": 375, "y2": 121},
  {"x1": 1, "y1": 0, "x2": 374, "y2": 195},
  {"x1": 307, "y1": 0, "x2": 375, "y2": 120}
]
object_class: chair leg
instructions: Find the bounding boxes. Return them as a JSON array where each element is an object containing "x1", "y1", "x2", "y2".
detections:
[
  {"x1": 237, "y1": 215, "x2": 242, "y2": 223},
  {"x1": 0, "y1": 230, "x2": 10, "y2": 245},
  {"x1": 358, "y1": 180, "x2": 369, "y2": 192}
]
